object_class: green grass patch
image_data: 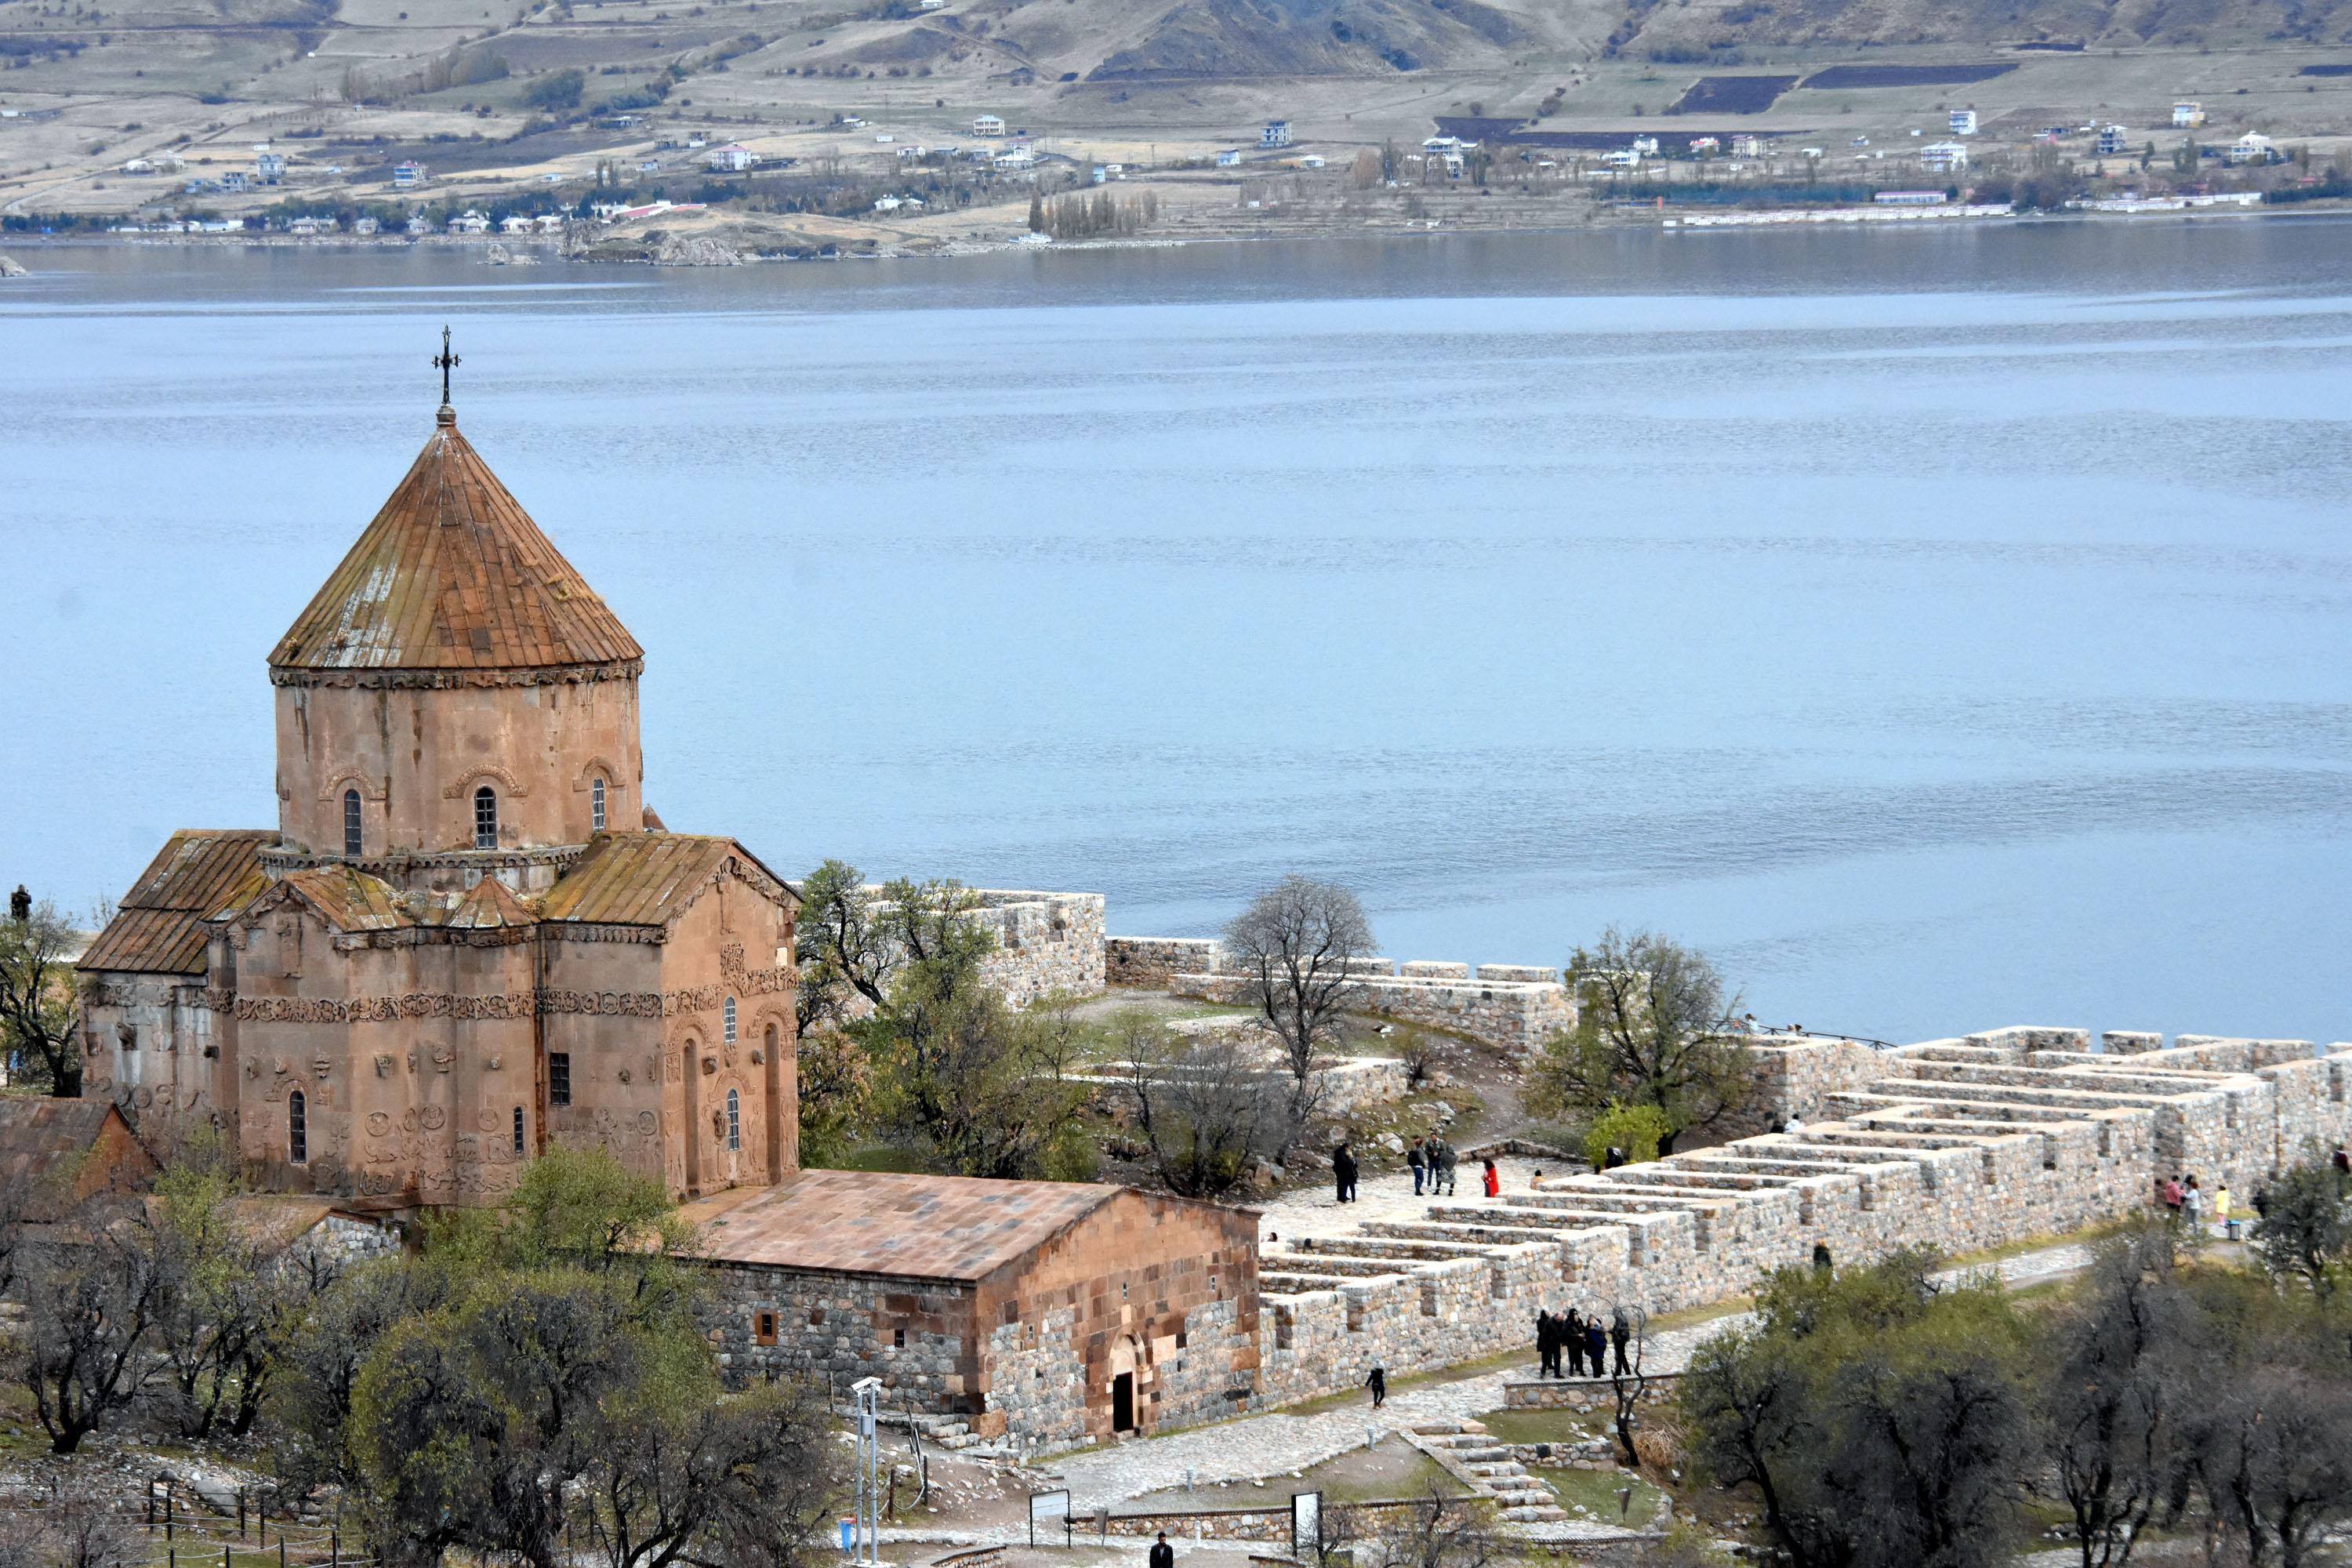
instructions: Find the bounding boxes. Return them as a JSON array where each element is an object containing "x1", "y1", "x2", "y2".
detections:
[
  {"x1": 1542, "y1": 1466, "x2": 1668, "y2": 1523},
  {"x1": 1474, "y1": 1408, "x2": 1611, "y2": 1446}
]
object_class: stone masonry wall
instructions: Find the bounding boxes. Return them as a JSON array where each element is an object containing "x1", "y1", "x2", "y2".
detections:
[
  {"x1": 1244, "y1": 1031, "x2": 2352, "y2": 1432},
  {"x1": 1105, "y1": 939, "x2": 1573, "y2": 1055},
  {"x1": 705, "y1": 1265, "x2": 980, "y2": 1409},
  {"x1": 970, "y1": 891, "x2": 1106, "y2": 1006}
]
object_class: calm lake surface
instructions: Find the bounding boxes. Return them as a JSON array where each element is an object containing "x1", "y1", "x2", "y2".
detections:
[{"x1": 8, "y1": 219, "x2": 2352, "y2": 1044}]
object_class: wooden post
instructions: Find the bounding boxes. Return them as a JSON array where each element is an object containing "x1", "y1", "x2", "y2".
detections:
[
  {"x1": 329, "y1": 1532, "x2": 339, "y2": 1568},
  {"x1": 239, "y1": 1491, "x2": 247, "y2": 1540}
]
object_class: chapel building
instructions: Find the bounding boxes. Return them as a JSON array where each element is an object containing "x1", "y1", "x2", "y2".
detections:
[
  {"x1": 78, "y1": 397, "x2": 799, "y2": 1205},
  {"x1": 75, "y1": 384, "x2": 1265, "y2": 1448}
]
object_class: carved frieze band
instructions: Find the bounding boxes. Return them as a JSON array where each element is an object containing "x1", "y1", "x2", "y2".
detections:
[
  {"x1": 270, "y1": 660, "x2": 643, "y2": 692},
  {"x1": 199, "y1": 972, "x2": 791, "y2": 1025}
]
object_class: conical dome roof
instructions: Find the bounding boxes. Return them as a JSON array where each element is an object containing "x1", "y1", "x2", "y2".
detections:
[{"x1": 270, "y1": 410, "x2": 642, "y2": 677}]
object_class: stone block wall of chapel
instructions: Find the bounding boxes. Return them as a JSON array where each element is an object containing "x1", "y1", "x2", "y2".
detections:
[
  {"x1": 273, "y1": 673, "x2": 643, "y2": 857},
  {"x1": 228, "y1": 905, "x2": 541, "y2": 1203}
]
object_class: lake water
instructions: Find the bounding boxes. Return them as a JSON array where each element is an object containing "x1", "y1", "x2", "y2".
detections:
[{"x1": 8, "y1": 218, "x2": 2352, "y2": 1045}]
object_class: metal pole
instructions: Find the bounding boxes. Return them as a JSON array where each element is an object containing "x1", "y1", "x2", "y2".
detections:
[{"x1": 331, "y1": 1532, "x2": 339, "y2": 1568}]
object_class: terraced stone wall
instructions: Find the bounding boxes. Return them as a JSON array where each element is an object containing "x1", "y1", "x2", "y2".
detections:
[{"x1": 1245, "y1": 1033, "x2": 2352, "y2": 1425}]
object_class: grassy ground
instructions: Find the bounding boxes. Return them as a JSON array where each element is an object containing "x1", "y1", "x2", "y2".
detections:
[{"x1": 1472, "y1": 1408, "x2": 1613, "y2": 1446}]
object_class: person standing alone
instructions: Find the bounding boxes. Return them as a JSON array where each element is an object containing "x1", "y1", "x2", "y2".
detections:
[
  {"x1": 1482, "y1": 1157, "x2": 1501, "y2": 1199},
  {"x1": 1364, "y1": 1364, "x2": 1387, "y2": 1409},
  {"x1": 1333, "y1": 1142, "x2": 1359, "y2": 1204},
  {"x1": 1150, "y1": 1534, "x2": 1174, "y2": 1568}
]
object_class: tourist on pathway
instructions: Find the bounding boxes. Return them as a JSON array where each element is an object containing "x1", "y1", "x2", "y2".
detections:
[
  {"x1": 1603, "y1": 1146, "x2": 1627, "y2": 1171},
  {"x1": 1408, "y1": 1142, "x2": 1426, "y2": 1196},
  {"x1": 2162, "y1": 1176, "x2": 2184, "y2": 1214},
  {"x1": 1535, "y1": 1311, "x2": 1557, "y2": 1378},
  {"x1": 2334, "y1": 1142, "x2": 2350, "y2": 1189},
  {"x1": 1433, "y1": 1140, "x2": 1458, "y2": 1196},
  {"x1": 1482, "y1": 1157, "x2": 1501, "y2": 1199},
  {"x1": 1150, "y1": 1534, "x2": 1174, "y2": 1568},
  {"x1": 1812, "y1": 1240, "x2": 1833, "y2": 1272},
  {"x1": 1363, "y1": 1364, "x2": 1387, "y2": 1409},
  {"x1": 1584, "y1": 1316, "x2": 1608, "y2": 1377},
  {"x1": 2182, "y1": 1175, "x2": 2205, "y2": 1229},
  {"x1": 1610, "y1": 1308, "x2": 1632, "y2": 1376},
  {"x1": 1332, "y1": 1142, "x2": 1359, "y2": 1204},
  {"x1": 1565, "y1": 1308, "x2": 1587, "y2": 1376}
]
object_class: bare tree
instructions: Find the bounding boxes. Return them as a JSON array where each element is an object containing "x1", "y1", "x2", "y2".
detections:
[
  {"x1": 0, "y1": 897, "x2": 83, "y2": 1096},
  {"x1": 20, "y1": 1201, "x2": 162, "y2": 1453},
  {"x1": 1225, "y1": 877, "x2": 1374, "y2": 1099},
  {"x1": 1605, "y1": 1301, "x2": 1653, "y2": 1468},
  {"x1": 2037, "y1": 1223, "x2": 2190, "y2": 1568},
  {"x1": 1120, "y1": 1015, "x2": 1298, "y2": 1197},
  {"x1": 1344, "y1": 1486, "x2": 1504, "y2": 1568},
  {"x1": 1530, "y1": 927, "x2": 1747, "y2": 1153}
]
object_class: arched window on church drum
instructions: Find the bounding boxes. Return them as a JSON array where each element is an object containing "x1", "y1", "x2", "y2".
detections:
[
  {"x1": 512, "y1": 1105, "x2": 525, "y2": 1156},
  {"x1": 724, "y1": 996, "x2": 737, "y2": 1044},
  {"x1": 592, "y1": 776, "x2": 607, "y2": 833},
  {"x1": 474, "y1": 786, "x2": 499, "y2": 849},
  {"x1": 289, "y1": 1089, "x2": 307, "y2": 1165},
  {"x1": 343, "y1": 789, "x2": 363, "y2": 858},
  {"x1": 726, "y1": 1088, "x2": 741, "y2": 1152}
]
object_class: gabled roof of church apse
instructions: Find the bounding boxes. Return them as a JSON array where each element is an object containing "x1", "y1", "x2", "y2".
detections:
[
  {"x1": 79, "y1": 830, "x2": 274, "y2": 976},
  {"x1": 538, "y1": 832, "x2": 798, "y2": 928},
  {"x1": 269, "y1": 409, "x2": 642, "y2": 676}
]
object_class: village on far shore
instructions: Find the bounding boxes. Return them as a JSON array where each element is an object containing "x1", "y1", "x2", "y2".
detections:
[{"x1": 10, "y1": 0, "x2": 2352, "y2": 263}]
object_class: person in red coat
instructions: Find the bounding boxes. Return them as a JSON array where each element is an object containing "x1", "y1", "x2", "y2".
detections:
[{"x1": 1482, "y1": 1157, "x2": 1501, "y2": 1198}]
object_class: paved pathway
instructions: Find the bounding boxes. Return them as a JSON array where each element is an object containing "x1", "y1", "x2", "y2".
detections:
[{"x1": 1254, "y1": 1157, "x2": 1552, "y2": 1248}]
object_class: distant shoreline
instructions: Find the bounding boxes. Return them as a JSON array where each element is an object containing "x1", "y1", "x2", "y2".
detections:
[{"x1": 5, "y1": 196, "x2": 2348, "y2": 272}]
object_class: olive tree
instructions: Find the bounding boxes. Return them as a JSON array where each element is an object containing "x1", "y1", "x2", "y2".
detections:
[{"x1": 1530, "y1": 927, "x2": 1747, "y2": 1152}]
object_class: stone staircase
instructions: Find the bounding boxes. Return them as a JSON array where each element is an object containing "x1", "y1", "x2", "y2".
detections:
[
  {"x1": 1404, "y1": 1420, "x2": 1566, "y2": 1523},
  {"x1": 875, "y1": 1411, "x2": 986, "y2": 1452}
]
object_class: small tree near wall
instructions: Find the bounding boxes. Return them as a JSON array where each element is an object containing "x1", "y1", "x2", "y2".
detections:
[
  {"x1": 1529, "y1": 927, "x2": 1746, "y2": 1155},
  {"x1": 1224, "y1": 876, "x2": 1374, "y2": 1110}
]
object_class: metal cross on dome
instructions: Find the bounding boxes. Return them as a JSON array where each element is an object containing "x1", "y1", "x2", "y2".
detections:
[{"x1": 432, "y1": 325, "x2": 459, "y2": 405}]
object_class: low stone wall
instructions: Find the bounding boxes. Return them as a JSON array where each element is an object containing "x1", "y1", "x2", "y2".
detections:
[
  {"x1": 1107, "y1": 939, "x2": 1573, "y2": 1055},
  {"x1": 1502, "y1": 1374, "x2": 1680, "y2": 1412},
  {"x1": 1106, "y1": 937, "x2": 1222, "y2": 989},
  {"x1": 1167, "y1": 970, "x2": 1572, "y2": 1057},
  {"x1": 968, "y1": 891, "x2": 1105, "y2": 1005}
]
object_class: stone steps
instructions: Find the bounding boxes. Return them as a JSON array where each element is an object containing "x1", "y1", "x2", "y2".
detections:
[{"x1": 1404, "y1": 1421, "x2": 1566, "y2": 1524}]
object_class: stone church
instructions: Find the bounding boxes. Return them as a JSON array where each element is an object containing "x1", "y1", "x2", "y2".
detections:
[
  {"x1": 74, "y1": 381, "x2": 1266, "y2": 1447},
  {"x1": 78, "y1": 396, "x2": 800, "y2": 1205}
]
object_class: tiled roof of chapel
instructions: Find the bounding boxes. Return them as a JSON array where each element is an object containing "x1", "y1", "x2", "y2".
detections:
[
  {"x1": 270, "y1": 410, "x2": 642, "y2": 675},
  {"x1": 684, "y1": 1170, "x2": 1123, "y2": 1281},
  {"x1": 79, "y1": 830, "x2": 273, "y2": 975}
]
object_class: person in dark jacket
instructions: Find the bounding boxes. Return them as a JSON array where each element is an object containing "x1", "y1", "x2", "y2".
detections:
[
  {"x1": 1603, "y1": 1146, "x2": 1627, "y2": 1171},
  {"x1": 1535, "y1": 1312, "x2": 1559, "y2": 1378},
  {"x1": 1584, "y1": 1316, "x2": 1608, "y2": 1377},
  {"x1": 1565, "y1": 1308, "x2": 1587, "y2": 1376},
  {"x1": 1364, "y1": 1364, "x2": 1387, "y2": 1408},
  {"x1": 1812, "y1": 1240, "x2": 1834, "y2": 1272},
  {"x1": 1610, "y1": 1308, "x2": 1632, "y2": 1376},
  {"x1": 1408, "y1": 1142, "x2": 1427, "y2": 1196},
  {"x1": 1333, "y1": 1142, "x2": 1359, "y2": 1204},
  {"x1": 1149, "y1": 1534, "x2": 1174, "y2": 1568}
]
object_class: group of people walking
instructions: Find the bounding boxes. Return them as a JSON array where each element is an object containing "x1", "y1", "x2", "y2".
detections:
[
  {"x1": 1404, "y1": 1137, "x2": 1460, "y2": 1196},
  {"x1": 1533, "y1": 1306, "x2": 1630, "y2": 1379},
  {"x1": 1334, "y1": 1137, "x2": 1518, "y2": 1203}
]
